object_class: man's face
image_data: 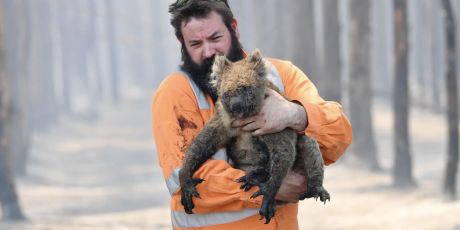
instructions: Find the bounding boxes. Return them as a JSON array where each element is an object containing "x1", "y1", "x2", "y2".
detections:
[
  {"x1": 179, "y1": 10, "x2": 242, "y2": 101},
  {"x1": 181, "y1": 10, "x2": 237, "y2": 66}
]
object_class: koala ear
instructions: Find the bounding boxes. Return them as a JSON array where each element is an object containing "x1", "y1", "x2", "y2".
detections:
[
  {"x1": 249, "y1": 48, "x2": 263, "y2": 64},
  {"x1": 212, "y1": 54, "x2": 231, "y2": 77},
  {"x1": 210, "y1": 54, "x2": 230, "y2": 88},
  {"x1": 249, "y1": 49, "x2": 267, "y2": 78}
]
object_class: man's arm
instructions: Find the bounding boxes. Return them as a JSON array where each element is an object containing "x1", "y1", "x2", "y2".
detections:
[
  {"x1": 234, "y1": 59, "x2": 352, "y2": 164},
  {"x1": 279, "y1": 60, "x2": 352, "y2": 165},
  {"x1": 232, "y1": 59, "x2": 352, "y2": 202}
]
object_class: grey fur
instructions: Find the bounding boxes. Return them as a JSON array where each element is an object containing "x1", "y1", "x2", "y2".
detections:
[{"x1": 179, "y1": 49, "x2": 329, "y2": 224}]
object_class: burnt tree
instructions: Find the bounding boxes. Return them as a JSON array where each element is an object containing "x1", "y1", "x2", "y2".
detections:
[
  {"x1": 348, "y1": 0, "x2": 380, "y2": 171},
  {"x1": 4, "y1": 0, "x2": 30, "y2": 176},
  {"x1": 290, "y1": 0, "x2": 317, "y2": 83},
  {"x1": 441, "y1": 0, "x2": 459, "y2": 201},
  {"x1": 321, "y1": 0, "x2": 342, "y2": 102},
  {"x1": 0, "y1": 2, "x2": 25, "y2": 220},
  {"x1": 105, "y1": 0, "x2": 120, "y2": 103},
  {"x1": 27, "y1": 0, "x2": 59, "y2": 130},
  {"x1": 393, "y1": 0, "x2": 416, "y2": 188}
]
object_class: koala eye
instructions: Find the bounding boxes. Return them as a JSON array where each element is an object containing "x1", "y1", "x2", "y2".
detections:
[{"x1": 264, "y1": 93, "x2": 269, "y2": 99}]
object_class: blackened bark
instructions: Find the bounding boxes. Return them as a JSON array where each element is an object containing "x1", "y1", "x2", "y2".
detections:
[
  {"x1": 393, "y1": 0, "x2": 416, "y2": 188},
  {"x1": 441, "y1": 0, "x2": 459, "y2": 201},
  {"x1": 0, "y1": 3, "x2": 25, "y2": 219},
  {"x1": 106, "y1": 0, "x2": 120, "y2": 103},
  {"x1": 322, "y1": 0, "x2": 341, "y2": 102},
  {"x1": 4, "y1": 0, "x2": 30, "y2": 176},
  {"x1": 348, "y1": 0, "x2": 381, "y2": 171},
  {"x1": 290, "y1": 0, "x2": 317, "y2": 83},
  {"x1": 27, "y1": 0, "x2": 59, "y2": 130}
]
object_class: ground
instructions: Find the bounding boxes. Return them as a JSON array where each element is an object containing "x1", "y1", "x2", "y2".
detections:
[{"x1": 0, "y1": 94, "x2": 459, "y2": 230}]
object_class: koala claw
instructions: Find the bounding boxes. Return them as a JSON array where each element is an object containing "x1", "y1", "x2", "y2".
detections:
[
  {"x1": 259, "y1": 196, "x2": 276, "y2": 224},
  {"x1": 181, "y1": 178, "x2": 205, "y2": 214},
  {"x1": 250, "y1": 190, "x2": 263, "y2": 199},
  {"x1": 299, "y1": 186, "x2": 330, "y2": 204},
  {"x1": 236, "y1": 175, "x2": 259, "y2": 191},
  {"x1": 190, "y1": 178, "x2": 205, "y2": 185},
  {"x1": 240, "y1": 181, "x2": 254, "y2": 191}
]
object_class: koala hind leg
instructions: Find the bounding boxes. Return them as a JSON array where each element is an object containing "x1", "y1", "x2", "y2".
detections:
[
  {"x1": 294, "y1": 135, "x2": 330, "y2": 203},
  {"x1": 251, "y1": 134, "x2": 296, "y2": 224}
]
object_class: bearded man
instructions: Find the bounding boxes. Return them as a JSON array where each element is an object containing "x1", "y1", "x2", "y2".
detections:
[{"x1": 152, "y1": 1, "x2": 352, "y2": 229}]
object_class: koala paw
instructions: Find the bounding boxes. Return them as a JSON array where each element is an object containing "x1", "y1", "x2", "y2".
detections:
[
  {"x1": 259, "y1": 195, "x2": 277, "y2": 224},
  {"x1": 248, "y1": 183, "x2": 277, "y2": 224},
  {"x1": 180, "y1": 178, "x2": 205, "y2": 214},
  {"x1": 299, "y1": 186, "x2": 330, "y2": 204},
  {"x1": 236, "y1": 171, "x2": 267, "y2": 191}
]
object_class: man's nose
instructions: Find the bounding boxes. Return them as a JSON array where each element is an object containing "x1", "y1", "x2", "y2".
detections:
[{"x1": 203, "y1": 43, "x2": 215, "y2": 59}]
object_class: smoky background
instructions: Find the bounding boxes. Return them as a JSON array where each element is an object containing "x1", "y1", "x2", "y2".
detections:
[{"x1": 0, "y1": 0, "x2": 459, "y2": 229}]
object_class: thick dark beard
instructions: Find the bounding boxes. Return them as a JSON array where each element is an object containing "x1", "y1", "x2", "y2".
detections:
[{"x1": 180, "y1": 29, "x2": 244, "y2": 102}]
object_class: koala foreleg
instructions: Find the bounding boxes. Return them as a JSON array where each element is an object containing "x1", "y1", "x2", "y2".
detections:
[{"x1": 179, "y1": 116, "x2": 230, "y2": 214}]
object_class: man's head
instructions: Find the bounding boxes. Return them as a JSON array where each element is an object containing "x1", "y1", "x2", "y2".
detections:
[{"x1": 169, "y1": 0, "x2": 244, "y2": 101}]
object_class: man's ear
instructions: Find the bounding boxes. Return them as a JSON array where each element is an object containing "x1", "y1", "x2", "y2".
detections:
[
  {"x1": 231, "y1": 18, "x2": 240, "y2": 39},
  {"x1": 176, "y1": 34, "x2": 183, "y2": 43},
  {"x1": 210, "y1": 55, "x2": 231, "y2": 88}
]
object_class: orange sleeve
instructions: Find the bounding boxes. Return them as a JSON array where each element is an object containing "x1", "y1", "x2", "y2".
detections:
[
  {"x1": 271, "y1": 60, "x2": 353, "y2": 165},
  {"x1": 152, "y1": 74, "x2": 262, "y2": 214}
]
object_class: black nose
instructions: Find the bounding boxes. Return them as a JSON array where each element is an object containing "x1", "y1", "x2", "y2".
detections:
[{"x1": 230, "y1": 97, "x2": 244, "y2": 113}]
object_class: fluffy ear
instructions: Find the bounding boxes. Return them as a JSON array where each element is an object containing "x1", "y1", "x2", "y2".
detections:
[
  {"x1": 210, "y1": 54, "x2": 230, "y2": 88},
  {"x1": 249, "y1": 48, "x2": 263, "y2": 64},
  {"x1": 212, "y1": 54, "x2": 231, "y2": 77},
  {"x1": 249, "y1": 49, "x2": 267, "y2": 78}
]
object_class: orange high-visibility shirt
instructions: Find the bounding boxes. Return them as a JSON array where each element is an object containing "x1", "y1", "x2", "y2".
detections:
[{"x1": 152, "y1": 58, "x2": 352, "y2": 229}]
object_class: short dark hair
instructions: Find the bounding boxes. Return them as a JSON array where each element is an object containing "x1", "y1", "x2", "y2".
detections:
[{"x1": 169, "y1": 0, "x2": 234, "y2": 41}]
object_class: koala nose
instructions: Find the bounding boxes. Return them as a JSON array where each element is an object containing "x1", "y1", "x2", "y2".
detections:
[{"x1": 230, "y1": 97, "x2": 243, "y2": 112}]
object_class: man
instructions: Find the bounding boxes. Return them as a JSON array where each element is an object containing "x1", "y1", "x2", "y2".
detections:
[{"x1": 152, "y1": 1, "x2": 352, "y2": 229}]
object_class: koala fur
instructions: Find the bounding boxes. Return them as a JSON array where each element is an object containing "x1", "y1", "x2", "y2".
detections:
[{"x1": 178, "y1": 49, "x2": 329, "y2": 224}]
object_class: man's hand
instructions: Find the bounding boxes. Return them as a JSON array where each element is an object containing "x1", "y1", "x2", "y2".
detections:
[
  {"x1": 231, "y1": 88, "x2": 307, "y2": 135},
  {"x1": 274, "y1": 171, "x2": 306, "y2": 203}
]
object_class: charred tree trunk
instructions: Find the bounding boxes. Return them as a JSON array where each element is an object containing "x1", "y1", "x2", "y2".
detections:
[
  {"x1": 321, "y1": 0, "x2": 341, "y2": 102},
  {"x1": 393, "y1": 0, "x2": 416, "y2": 188},
  {"x1": 28, "y1": 0, "x2": 59, "y2": 130},
  {"x1": 87, "y1": 0, "x2": 105, "y2": 113},
  {"x1": 106, "y1": 0, "x2": 120, "y2": 103},
  {"x1": 0, "y1": 121, "x2": 25, "y2": 221},
  {"x1": 152, "y1": 0, "x2": 167, "y2": 90},
  {"x1": 90, "y1": 1, "x2": 104, "y2": 101},
  {"x1": 271, "y1": 1, "x2": 291, "y2": 59},
  {"x1": 0, "y1": 3, "x2": 25, "y2": 220},
  {"x1": 348, "y1": 0, "x2": 380, "y2": 171},
  {"x1": 58, "y1": 1, "x2": 76, "y2": 114},
  {"x1": 4, "y1": 0, "x2": 30, "y2": 176},
  {"x1": 441, "y1": 0, "x2": 459, "y2": 201},
  {"x1": 74, "y1": 0, "x2": 97, "y2": 119},
  {"x1": 290, "y1": 0, "x2": 317, "y2": 83}
]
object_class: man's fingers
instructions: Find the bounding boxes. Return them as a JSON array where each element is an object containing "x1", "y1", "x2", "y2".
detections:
[
  {"x1": 252, "y1": 128, "x2": 265, "y2": 136},
  {"x1": 232, "y1": 117, "x2": 254, "y2": 127},
  {"x1": 241, "y1": 121, "x2": 259, "y2": 132}
]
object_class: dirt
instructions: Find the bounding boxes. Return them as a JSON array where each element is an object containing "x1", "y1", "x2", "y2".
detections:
[{"x1": 1, "y1": 95, "x2": 459, "y2": 230}]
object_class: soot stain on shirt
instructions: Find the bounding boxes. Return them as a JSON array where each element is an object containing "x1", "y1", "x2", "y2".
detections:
[{"x1": 178, "y1": 115, "x2": 197, "y2": 130}]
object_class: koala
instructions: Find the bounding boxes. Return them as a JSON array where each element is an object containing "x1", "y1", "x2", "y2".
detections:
[{"x1": 178, "y1": 49, "x2": 329, "y2": 224}]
